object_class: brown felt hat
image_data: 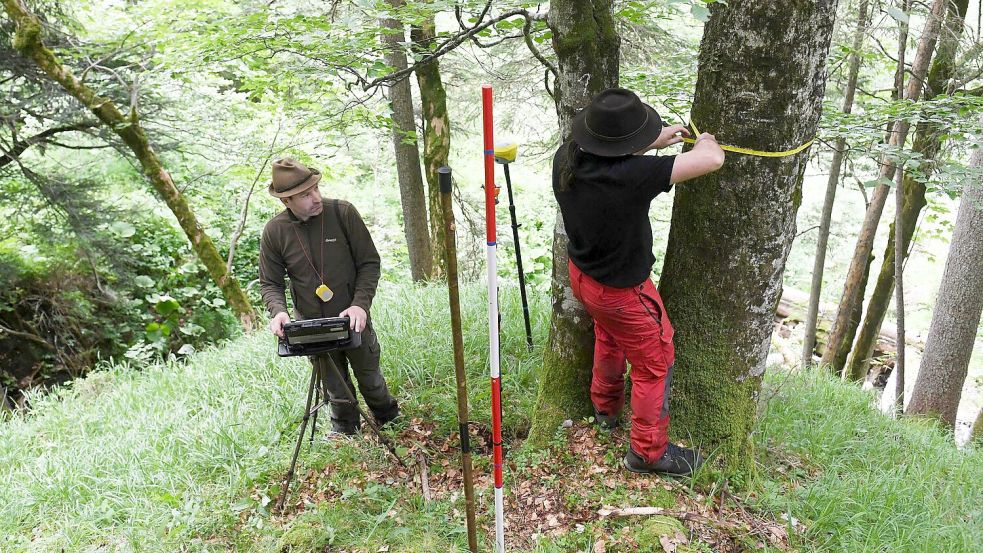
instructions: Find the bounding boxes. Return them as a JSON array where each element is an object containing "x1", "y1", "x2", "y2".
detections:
[{"x1": 268, "y1": 158, "x2": 322, "y2": 198}]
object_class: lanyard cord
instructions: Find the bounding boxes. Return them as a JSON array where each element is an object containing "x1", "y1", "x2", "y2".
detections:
[{"x1": 291, "y1": 212, "x2": 325, "y2": 285}]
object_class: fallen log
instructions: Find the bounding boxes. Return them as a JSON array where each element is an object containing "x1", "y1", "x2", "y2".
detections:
[{"x1": 775, "y1": 287, "x2": 923, "y2": 362}]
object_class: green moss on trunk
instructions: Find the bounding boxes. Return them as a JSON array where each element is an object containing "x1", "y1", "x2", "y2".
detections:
[
  {"x1": 5, "y1": 0, "x2": 257, "y2": 329},
  {"x1": 659, "y1": 0, "x2": 837, "y2": 477},
  {"x1": 528, "y1": 0, "x2": 620, "y2": 446},
  {"x1": 412, "y1": 19, "x2": 450, "y2": 281}
]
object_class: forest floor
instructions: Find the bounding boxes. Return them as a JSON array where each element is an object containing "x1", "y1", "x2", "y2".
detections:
[{"x1": 1, "y1": 284, "x2": 980, "y2": 552}]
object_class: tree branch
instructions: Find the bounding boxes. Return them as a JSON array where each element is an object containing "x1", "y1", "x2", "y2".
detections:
[
  {"x1": 361, "y1": 7, "x2": 551, "y2": 90},
  {"x1": 0, "y1": 322, "x2": 54, "y2": 350},
  {"x1": 0, "y1": 122, "x2": 98, "y2": 168},
  {"x1": 227, "y1": 120, "x2": 282, "y2": 274}
]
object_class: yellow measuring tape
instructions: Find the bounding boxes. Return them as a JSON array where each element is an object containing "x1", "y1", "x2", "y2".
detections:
[{"x1": 680, "y1": 121, "x2": 815, "y2": 158}]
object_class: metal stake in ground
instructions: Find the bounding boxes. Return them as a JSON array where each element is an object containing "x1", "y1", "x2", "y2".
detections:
[
  {"x1": 482, "y1": 84, "x2": 506, "y2": 553},
  {"x1": 276, "y1": 355, "x2": 407, "y2": 512},
  {"x1": 438, "y1": 166, "x2": 479, "y2": 553},
  {"x1": 494, "y1": 141, "x2": 533, "y2": 350}
]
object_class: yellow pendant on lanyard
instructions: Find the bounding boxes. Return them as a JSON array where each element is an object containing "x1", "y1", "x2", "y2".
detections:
[{"x1": 315, "y1": 283, "x2": 333, "y2": 302}]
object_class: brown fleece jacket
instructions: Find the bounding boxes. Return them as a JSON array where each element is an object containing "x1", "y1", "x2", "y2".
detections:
[{"x1": 259, "y1": 199, "x2": 380, "y2": 319}]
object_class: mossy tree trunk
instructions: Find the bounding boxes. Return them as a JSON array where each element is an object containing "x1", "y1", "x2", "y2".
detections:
[
  {"x1": 830, "y1": 254, "x2": 872, "y2": 371},
  {"x1": 658, "y1": 1, "x2": 838, "y2": 474},
  {"x1": 411, "y1": 17, "x2": 449, "y2": 280},
  {"x1": 382, "y1": 0, "x2": 433, "y2": 282},
  {"x1": 526, "y1": 0, "x2": 620, "y2": 446},
  {"x1": 3, "y1": 0, "x2": 257, "y2": 330},
  {"x1": 846, "y1": 0, "x2": 969, "y2": 382},
  {"x1": 821, "y1": 0, "x2": 947, "y2": 372},
  {"x1": 906, "y1": 127, "x2": 983, "y2": 428}
]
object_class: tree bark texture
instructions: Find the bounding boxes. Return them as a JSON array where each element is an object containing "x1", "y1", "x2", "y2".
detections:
[
  {"x1": 411, "y1": 18, "x2": 449, "y2": 281},
  {"x1": 802, "y1": 0, "x2": 870, "y2": 368},
  {"x1": 847, "y1": 0, "x2": 969, "y2": 381},
  {"x1": 527, "y1": 0, "x2": 620, "y2": 446},
  {"x1": 3, "y1": 0, "x2": 257, "y2": 330},
  {"x1": 906, "y1": 131, "x2": 983, "y2": 428},
  {"x1": 659, "y1": 0, "x2": 838, "y2": 474},
  {"x1": 821, "y1": 0, "x2": 947, "y2": 371},
  {"x1": 382, "y1": 2, "x2": 433, "y2": 282}
]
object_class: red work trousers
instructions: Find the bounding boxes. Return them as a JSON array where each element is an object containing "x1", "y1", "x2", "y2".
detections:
[{"x1": 569, "y1": 260, "x2": 676, "y2": 463}]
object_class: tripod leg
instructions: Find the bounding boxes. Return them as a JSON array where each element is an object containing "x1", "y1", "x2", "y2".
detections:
[
  {"x1": 320, "y1": 355, "x2": 408, "y2": 469},
  {"x1": 276, "y1": 364, "x2": 318, "y2": 512},
  {"x1": 310, "y1": 368, "x2": 320, "y2": 443}
]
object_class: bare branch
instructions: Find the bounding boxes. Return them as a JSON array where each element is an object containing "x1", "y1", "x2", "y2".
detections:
[
  {"x1": 227, "y1": 120, "x2": 282, "y2": 274},
  {"x1": 361, "y1": 7, "x2": 550, "y2": 90},
  {"x1": 0, "y1": 122, "x2": 99, "y2": 168},
  {"x1": 0, "y1": 323, "x2": 54, "y2": 350}
]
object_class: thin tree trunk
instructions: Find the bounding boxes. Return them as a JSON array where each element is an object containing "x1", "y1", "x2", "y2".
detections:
[
  {"x1": 659, "y1": 1, "x2": 838, "y2": 474},
  {"x1": 846, "y1": 0, "x2": 969, "y2": 381},
  {"x1": 3, "y1": 0, "x2": 257, "y2": 329},
  {"x1": 802, "y1": 0, "x2": 871, "y2": 368},
  {"x1": 893, "y1": 165, "x2": 905, "y2": 414},
  {"x1": 831, "y1": 0, "x2": 913, "y2": 376},
  {"x1": 831, "y1": 255, "x2": 872, "y2": 371},
  {"x1": 411, "y1": 17, "x2": 449, "y2": 280},
  {"x1": 527, "y1": 0, "x2": 620, "y2": 446},
  {"x1": 891, "y1": 0, "x2": 909, "y2": 411},
  {"x1": 821, "y1": 0, "x2": 948, "y2": 371},
  {"x1": 382, "y1": 0, "x2": 433, "y2": 282},
  {"x1": 906, "y1": 127, "x2": 983, "y2": 427},
  {"x1": 972, "y1": 408, "x2": 983, "y2": 444}
]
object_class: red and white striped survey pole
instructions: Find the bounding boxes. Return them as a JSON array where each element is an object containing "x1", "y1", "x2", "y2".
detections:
[{"x1": 482, "y1": 84, "x2": 506, "y2": 553}]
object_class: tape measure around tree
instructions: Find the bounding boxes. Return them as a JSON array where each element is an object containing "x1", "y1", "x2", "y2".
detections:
[{"x1": 680, "y1": 121, "x2": 815, "y2": 158}]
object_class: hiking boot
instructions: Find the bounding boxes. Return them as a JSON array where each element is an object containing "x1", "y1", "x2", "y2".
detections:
[
  {"x1": 372, "y1": 403, "x2": 401, "y2": 428},
  {"x1": 623, "y1": 444, "x2": 703, "y2": 476},
  {"x1": 331, "y1": 418, "x2": 360, "y2": 436},
  {"x1": 593, "y1": 410, "x2": 620, "y2": 431}
]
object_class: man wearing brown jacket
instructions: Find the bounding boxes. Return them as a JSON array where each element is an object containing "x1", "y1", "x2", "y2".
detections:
[{"x1": 259, "y1": 158, "x2": 399, "y2": 435}]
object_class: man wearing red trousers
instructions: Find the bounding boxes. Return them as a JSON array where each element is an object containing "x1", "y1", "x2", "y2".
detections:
[{"x1": 553, "y1": 88, "x2": 725, "y2": 475}]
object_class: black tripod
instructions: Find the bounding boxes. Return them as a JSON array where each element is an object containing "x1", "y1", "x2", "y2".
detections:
[{"x1": 276, "y1": 354, "x2": 406, "y2": 512}]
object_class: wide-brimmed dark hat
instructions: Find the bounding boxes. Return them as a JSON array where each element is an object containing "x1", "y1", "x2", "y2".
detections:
[
  {"x1": 571, "y1": 88, "x2": 664, "y2": 157},
  {"x1": 268, "y1": 158, "x2": 322, "y2": 198}
]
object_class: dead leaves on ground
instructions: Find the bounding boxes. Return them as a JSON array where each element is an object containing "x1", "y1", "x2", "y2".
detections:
[{"x1": 256, "y1": 418, "x2": 800, "y2": 552}]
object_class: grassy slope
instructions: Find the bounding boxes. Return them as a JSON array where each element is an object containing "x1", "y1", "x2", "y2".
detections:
[{"x1": 0, "y1": 284, "x2": 979, "y2": 552}]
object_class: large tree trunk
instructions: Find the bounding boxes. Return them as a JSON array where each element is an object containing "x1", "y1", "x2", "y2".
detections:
[
  {"x1": 411, "y1": 18, "x2": 449, "y2": 280},
  {"x1": 526, "y1": 0, "x2": 620, "y2": 446},
  {"x1": 802, "y1": 0, "x2": 870, "y2": 368},
  {"x1": 3, "y1": 0, "x2": 257, "y2": 329},
  {"x1": 847, "y1": 0, "x2": 969, "y2": 381},
  {"x1": 906, "y1": 129, "x2": 983, "y2": 428},
  {"x1": 382, "y1": 1, "x2": 433, "y2": 282},
  {"x1": 821, "y1": 0, "x2": 948, "y2": 371},
  {"x1": 658, "y1": 1, "x2": 837, "y2": 474}
]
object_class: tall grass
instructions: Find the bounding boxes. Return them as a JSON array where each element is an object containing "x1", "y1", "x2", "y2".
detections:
[
  {"x1": 1, "y1": 283, "x2": 980, "y2": 551},
  {"x1": 0, "y1": 283, "x2": 546, "y2": 551},
  {"x1": 754, "y1": 369, "x2": 983, "y2": 552}
]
